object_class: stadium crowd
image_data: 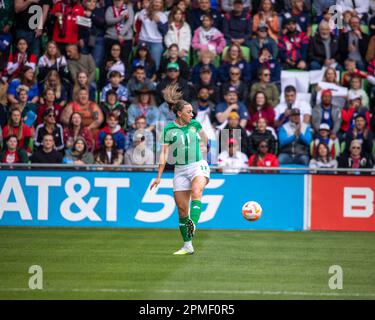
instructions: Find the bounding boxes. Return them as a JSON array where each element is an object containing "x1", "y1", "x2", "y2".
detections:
[{"x1": 0, "y1": 0, "x2": 374, "y2": 172}]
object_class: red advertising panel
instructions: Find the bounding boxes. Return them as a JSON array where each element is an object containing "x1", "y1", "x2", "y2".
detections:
[{"x1": 311, "y1": 175, "x2": 375, "y2": 231}]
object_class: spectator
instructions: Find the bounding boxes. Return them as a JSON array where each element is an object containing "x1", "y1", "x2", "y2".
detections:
[
  {"x1": 94, "y1": 133, "x2": 124, "y2": 165},
  {"x1": 278, "y1": 108, "x2": 312, "y2": 166},
  {"x1": 278, "y1": 17, "x2": 309, "y2": 70},
  {"x1": 61, "y1": 87, "x2": 104, "y2": 138},
  {"x1": 63, "y1": 136, "x2": 94, "y2": 165},
  {"x1": 187, "y1": 0, "x2": 223, "y2": 33},
  {"x1": 338, "y1": 16, "x2": 369, "y2": 70},
  {"x1": 336, "y1": 0, "x2": 370, "y2": 22},
  {"x1": 13, "y1": 85, "x2": 38, "y2": 127},
  {"x1": 221, "y1": 0, "x2": 251, "y2": 13},
  {"x1": 51, "y1": 0, "x2": 84, "y2": 50},
  {"x1": 0, "y1": 135, "x2": 29, "y2": 164},
  {"x1": 127, "y1": 65, "x2": 155, "y2": 103},
  {"x1": 220, "y1": 66, "x2": 249, "y2": 104},
  {"x1": 340, "y1": 92, "x2": 371, "y2": 138},
  {"x1": 104, "y1": 0, "x2": 134, "y2": 70},
  {"x1": 128, "y1": 85, "x2": 159, "y2": 131},
  {"x1": 100, "y1": 90, "x2": 127, "y2": 130},
  {"x1": 338, "y1": 139, "x2": 373, "y2": 170},
  {"x1": 158, "y1": 44, "x2": 190, "y2": 80},
  {"x1": 310, "y1": 123, "x2": 341, "y2": 160},
  {"x1": 252, "y1": 0, "x2": 279, "y2": 42},
  {"x1": 34, "y1": 108, "x2": 65, "y2": 152},
  {"x1": 249, "y1": 67, "x2": 280, "y2": 107},
  {"x1": 274, "y1": 85, "x2": 312, "y2": 128},
  {"x1": 191, "y1": 85, "x2": 216, "y2": 118},
  {"x1": 30, "y1": 133, "x2": 64, "y2": 164},
  {"x1": 283, "y1": 0, "x2": 312, "y2": 13},
  {"x1": 97, "y1": 113, "x2": 126, "y2": 153},
  {"x1": 249, "y1": 23, "x2": 278, "y2": 61},
  {"x1": 124, "y1": 132, "x2": 154, "y2": 164},
  {"x1": 222, "y1": 0, "x2": 252, "y2": 47},
  {"x1": 65, "y1": 44, "x2": 97, "y2": 95},
  {"x1": 345, "y1": 114, "x2": 374, "y2": 157},
  {"x1": 101, "y1": 43, "x2": 126, "y2": 85},
  {"x1": 314, "y1": 0, "x2": 337, "y2": 20},
  {"x1": 158, "y1": 100, "x2": 176, "y2": 125},
  {"x1": 192, "y1": 13, "x2": 226, "y2": 56},
  {"x1": 124, "y1": 115, "x2": 154, "y2": 151},
  {"x1": 341, "y1": 58, "x2": 368, "y2": 87},
  {"x1": 2, "y1": 38, "x2": 37, "y2": 82},
  {"x1": 156, "y1": 62, "x2": 190, "y2": 104},
  {"x1": 366, "y1": 35, "x2": 375, "y2": 62},
  {"x1": 308, "y1": 21, "x2": 340, "y2": 70},
  {"x1": 218, "y1": 111, "x2": 249, "y2": 156},
  {"x1": 216, "y1": 86, "x2": 248, "y2": 128},
  {"x1": 249, "y1": 46, "x2": 281, "y2": 84},
  {"x1": 14, "y1": 1, "x2": 50, "y2": 57},
  {"x1": 312, "y1": 89, "x2": 342, "y2": 135},
  {"x1": 2, "y1": 107, "x2": 32, "y2": 153},
  {"x1": 194, "y1": 65, "x2": 220, "y2": 104},
  {"x1": 100, "y1": 70, "x2": 129, "y2": 104},
  {"x1": 137, "y1": 0, "x2": 168, "y2": 70},
  {"x1": 164, "y1": 7, "x2": 192, "y2": 61},
  {"x1": 191, "y1": 50, "x2": 219, "y2": 84},
  {"x1": 247, "y1": 91, "x2": 275, "y2": 132},
  {"x1": 217, "y1": 137, "x2": 248, "y2": 173},
  {"x1": 283, "y1": 0, "x2": 311, "y2": 35},
  {"x1": 7, "y1": 66, "x2": 39, "y2": 105},
  {"x1": 80, "y1": 0, "x2": 106, "y2": 68},
  {"x1": 37, "y1": 42, "x2": 69, "y2": 86},
  {"x1": 248, "y1": 117, "x2": 276, "y2": 155},
  {"x1": 348, "y1": 75, "x2": 370, "y2": 109},
  {"x1": 36, "y1": 88, "x2": 63, "y2": 125},
  {"x1": 248, "y1": 139, "x2": 279, "y2": 169},
  {"x1": 39, "y1": 70, "x2": 68, "y2": 108},
  {"x1": 368, "y1": 57, "x2": 375, "y2": 101},
  {"x1": 132, "y1": 42, "x2": 157, "y2": 81},
  {"x1": 72, "y1": 71, "x2": 96, "y2": 102},
  {"x1": 251, "y1": 0, "x2": 284, "y2": 14},
  {"x1": 0, "y1": 0, "x2": 13, "y2": 69},
  {"x1": 63, "y1": 112, "x2": 94, "y2": 152},
  {"x1": 219, "y1": 43, "x2": 250, "y2": 83},
  {"x1": 309, "y1": 141, "x2": 338, "y2": 170}
]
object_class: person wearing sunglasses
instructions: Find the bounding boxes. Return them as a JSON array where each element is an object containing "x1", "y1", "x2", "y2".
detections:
[
  {"x1": 338, "y1": 139, "x2": 373, "y2": 172},
  {"x1": 34, "y1": 108, "x2": 64, "y2": 152},
  {"x1": 220, "y1": 66, "x2": 249, "y2": 104},
  {"x1": 249, "y1": 67, "x2": 280, "y2": 107},
  {"x1": 248, "y1": 139, "x2": 278, "y2": 170}
]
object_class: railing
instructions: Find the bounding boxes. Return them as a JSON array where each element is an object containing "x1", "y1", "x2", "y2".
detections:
[{"x1": 0, "y1": 163, "x2": 374, "y2": 174}]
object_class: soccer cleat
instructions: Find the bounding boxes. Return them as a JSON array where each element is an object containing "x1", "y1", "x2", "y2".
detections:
[
  {"x1": 173, "y1": 247, "x2": 194, "y2": 255},
  {"x1": 186, "y1": 218, "x2": 196, "y2": 238}
]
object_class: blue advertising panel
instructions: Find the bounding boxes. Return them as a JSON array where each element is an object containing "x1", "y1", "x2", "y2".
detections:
[{"x1": 0, "y1": 170, "x2": 304, "y2": 230}]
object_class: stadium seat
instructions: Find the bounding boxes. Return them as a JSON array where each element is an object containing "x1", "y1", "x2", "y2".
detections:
[{"x1": 311, "y1": 24, "x2": 318, "y2": 36}]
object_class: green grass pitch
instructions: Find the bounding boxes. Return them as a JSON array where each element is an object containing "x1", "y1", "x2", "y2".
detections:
[{"x1": 0, "y1": 227, "x2": 374, "y2": 300}]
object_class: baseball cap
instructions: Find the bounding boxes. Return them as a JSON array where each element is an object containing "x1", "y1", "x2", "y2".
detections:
[
  {"x1": 319, "y1": 123, "x2": 330, "y2": 131},
  {"x1": 42, "y1": 108, "x2": 55, "y2": 118},
  {"x1": 348, "y1": 91, "x2": 362, "y2": 101},
  {"x1": 284, "y1": 17, "x2": 297, "y2": 26},
  {"x1": 233, "y1": 0, "x2": 243, "y2": 4},
  {"x1": 226, "y1": 86, "x2": 238, "y2": 95},
  {"x1": 290, "y1": 108, "x2": 301, "y2": 116},
  {"x1": 228, "y1": 111, "x2": 240, "y2": 119},
  {"x1": 134, "y1": 133, "x2": 145, "y2": 142},
  {"x1": 138, "y1": 42, "x2": 148, "y2": 50},
  {"x1": 321, "y1": 89, "x2": 332, "y2": 96},
  {"x1": 167, "y1": 62, "x2": 180, "y2": 71},
  {"x1": 258, "y1": 22, "x2": 269, "y2": 31},
  {"x1": 199, "y1": 65, "x2": 212, "y2": 74}
]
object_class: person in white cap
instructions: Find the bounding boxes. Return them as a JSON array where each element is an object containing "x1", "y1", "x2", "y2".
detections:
[{"x1": 310, "y1": 123, "x2": 341, "y2": 160}]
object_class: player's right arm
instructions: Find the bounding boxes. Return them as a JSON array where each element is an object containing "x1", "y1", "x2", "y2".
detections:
[{"x1": 150, "y1": 143, "x2": 169, "y2": 190}]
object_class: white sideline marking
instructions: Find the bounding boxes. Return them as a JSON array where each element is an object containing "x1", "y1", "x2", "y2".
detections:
[{"x1": 0, "y1": 287, "x2": 375, "y2": 297}]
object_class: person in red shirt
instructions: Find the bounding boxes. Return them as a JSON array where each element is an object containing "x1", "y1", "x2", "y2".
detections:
[
  {"x1": 51, "y1": 0, "x2": 85, "y2": 47},
  {"x1": 248, "y1": 139, "x2": 279, "y2": 171},
  {"x1": 0, "y1": 135, "x2": 29, "y2": 164},
  {"x1": 36, "y1": 88, "x2": 63, "y2": 125},
  {"x1": 2, "y1": 107, "x2": 32, "y2": 154},
  {"x1": 247, "y1": 91, "x2": 275, "y2": 132}
]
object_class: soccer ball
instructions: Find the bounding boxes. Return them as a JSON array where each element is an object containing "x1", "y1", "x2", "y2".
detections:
[{"x1": 242, "y1": 201, "x2": 262, "y2": 221}]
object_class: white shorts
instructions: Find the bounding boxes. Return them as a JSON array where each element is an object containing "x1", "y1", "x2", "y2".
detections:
[{"x1": 173, "y1": 160, "x2": 210, "y2": 192}]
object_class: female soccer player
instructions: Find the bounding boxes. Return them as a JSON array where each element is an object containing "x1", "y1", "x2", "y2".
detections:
[{"x1": 150, "y1": 85, "x2": 210, "y2": 255}]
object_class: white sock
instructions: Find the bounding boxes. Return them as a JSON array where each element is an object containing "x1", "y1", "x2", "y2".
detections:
[{"x1": 184, "y1": 241, "x2": 193, "y2": 249}]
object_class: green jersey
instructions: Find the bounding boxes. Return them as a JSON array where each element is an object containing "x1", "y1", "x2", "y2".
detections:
[{"x1": 161, "y1": 119, "x2": 203, "y2": 166}]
